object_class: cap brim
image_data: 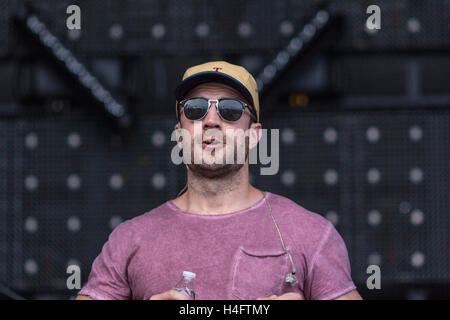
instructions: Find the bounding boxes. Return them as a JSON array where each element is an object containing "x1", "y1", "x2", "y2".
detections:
[{"x1": 174, "y1": 71, "x2": 254, "y2": 107}]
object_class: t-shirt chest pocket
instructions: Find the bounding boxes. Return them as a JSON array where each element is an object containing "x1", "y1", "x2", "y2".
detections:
[{"x1": 231, "y1": 246, "x2": 290, "y2": 300}]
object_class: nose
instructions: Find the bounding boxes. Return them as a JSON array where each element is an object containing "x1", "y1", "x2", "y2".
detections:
[{"x1": 203, "y1": 100, "x2": 221, "y2": 129}]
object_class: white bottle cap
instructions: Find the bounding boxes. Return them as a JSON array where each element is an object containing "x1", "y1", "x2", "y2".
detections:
[{"x1": 182, "y1": 271, "x2": 196, "y2": 279}]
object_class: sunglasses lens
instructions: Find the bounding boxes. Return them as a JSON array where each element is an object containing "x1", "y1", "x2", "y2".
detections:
[
  {"x1": 219, "y1": 100, "x2": 244, "y2": 122},
  {"x1": 182, "y1": 98, "x2": 208, "y2": 120}
]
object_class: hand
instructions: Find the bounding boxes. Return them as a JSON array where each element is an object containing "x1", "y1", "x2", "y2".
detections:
[
  {"x1": 256, "y1": 292, "x2": 304, "y2": 300},
  {"x1": 149, "y1": 289, "x2": 193, "y2": 300}
]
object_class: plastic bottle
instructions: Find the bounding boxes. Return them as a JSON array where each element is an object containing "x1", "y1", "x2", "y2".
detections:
[{"x1": 172, "y1": 271, "x2": 197, "y2": 300}]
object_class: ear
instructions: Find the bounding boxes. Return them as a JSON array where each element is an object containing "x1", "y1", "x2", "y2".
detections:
[{"x1": 248, "y1": 122, "x2": 262, "y2": 149}]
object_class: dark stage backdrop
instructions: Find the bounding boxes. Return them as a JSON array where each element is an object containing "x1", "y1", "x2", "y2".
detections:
[{"x1": 0, "y1": 0, "x2": 449, "y2": 299}]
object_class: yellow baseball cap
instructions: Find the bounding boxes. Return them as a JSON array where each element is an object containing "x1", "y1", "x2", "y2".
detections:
[{"x1": 174, "y1": 61, "x2": 260, "y2": 122}]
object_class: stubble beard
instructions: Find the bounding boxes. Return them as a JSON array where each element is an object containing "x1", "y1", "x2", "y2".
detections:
[{"x1": 187, "y1": 136, "x2": 249, "y2": 179}]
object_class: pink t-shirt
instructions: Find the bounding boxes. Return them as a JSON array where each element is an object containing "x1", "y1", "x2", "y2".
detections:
[{"x1": 78, "y1": 192, "x2": 356, "y2": 300}]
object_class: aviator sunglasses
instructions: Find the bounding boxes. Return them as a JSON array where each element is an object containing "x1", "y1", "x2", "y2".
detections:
[{"x1": 178, "y1": 97, "x2": 257, "y2": 122}]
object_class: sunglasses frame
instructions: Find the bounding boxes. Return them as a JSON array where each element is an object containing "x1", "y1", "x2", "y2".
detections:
[{"x1": 178, "y1": 97, "x2": 256, "y2": 123}]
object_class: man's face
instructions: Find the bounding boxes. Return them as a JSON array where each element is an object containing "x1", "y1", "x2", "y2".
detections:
[{"x1": 175, "y1": 82, "x2": 261, "y2": 178}]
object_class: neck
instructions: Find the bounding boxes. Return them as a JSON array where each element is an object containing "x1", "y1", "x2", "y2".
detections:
[{"x1": 173, "y1": 165, "x2": 263, "y2": 215}]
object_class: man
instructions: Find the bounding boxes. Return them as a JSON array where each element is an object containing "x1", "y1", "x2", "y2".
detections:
[{"x1": 76, "y1": 61, "x2": 362, "y2": 300}]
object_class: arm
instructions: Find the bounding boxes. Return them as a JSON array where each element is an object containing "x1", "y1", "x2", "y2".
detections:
[
  {"x1": 75, "y1": 290, "x2": 192, "y2": 300},
  {"x1": 333, "y1": 289, "x2": 363, "y2": 300},
  {"x1": 77, "y1": 221, "x2": 134, "y2": 300},
  {"x1": 256, "y1": 290, "x2": 363, "y2": 300},
  {"x1": 304, "y1": 222, "x2": 358, "y2": 300},
  {"x1": 75, "y1": 295, "x2": 95, "y2": 300}
]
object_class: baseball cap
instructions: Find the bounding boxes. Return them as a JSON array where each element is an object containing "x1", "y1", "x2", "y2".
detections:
[{"x1": 174, "y1": 61, "x2": 260, "y2": 122}]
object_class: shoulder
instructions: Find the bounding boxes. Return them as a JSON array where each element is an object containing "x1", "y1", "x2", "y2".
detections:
[
  {"x1": 266, "y1": 192, "x2": 332, "y2": 231},
  {"x1": 265, "y1": 192, "x2": 335, "y2": 251},
  {"x1": 108, "y1": 201, "x2": 173, "y2": 241}
]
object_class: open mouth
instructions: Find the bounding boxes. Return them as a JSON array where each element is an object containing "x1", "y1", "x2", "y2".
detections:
[{"x1": 202, "y1": 137, "x2": 223, "y2": 148}]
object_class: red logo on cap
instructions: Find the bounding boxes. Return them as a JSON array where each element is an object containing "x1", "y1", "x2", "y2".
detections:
[{"x1": 213, "y1": 67, "x2": 223, "y2": 72}]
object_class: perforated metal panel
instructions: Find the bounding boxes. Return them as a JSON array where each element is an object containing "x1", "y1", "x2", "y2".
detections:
[
  {"x1": 17, "y1": 0, "x2": 449, "y2": 56},
  {"x1": 0, "y1": 122, "x2": 8, "y2": 282},
  {"x1": 6, "y1": 116, "x2": 179, "y2": 290},
  {"x1": 350, "y1": 111, "x2": 450, "y2": 282},
  {"x1": 0, "y1": 0, "x2": 9, "y2": 56},
  {"x1": 331, "y1": 0, "x2": 450, "y2": 50}
]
